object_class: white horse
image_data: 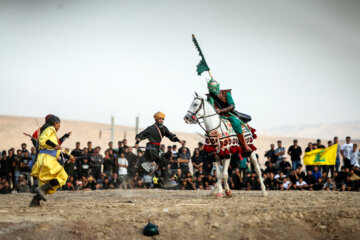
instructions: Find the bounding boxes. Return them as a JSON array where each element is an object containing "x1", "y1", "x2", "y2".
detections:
[{"x1": 184, "y1": 93, "x2": 267, "y2": 197}]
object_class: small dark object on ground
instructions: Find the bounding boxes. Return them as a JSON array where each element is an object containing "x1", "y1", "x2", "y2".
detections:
[{"x1": 143, "y1": 221, "x2": 159, "y2": 236}]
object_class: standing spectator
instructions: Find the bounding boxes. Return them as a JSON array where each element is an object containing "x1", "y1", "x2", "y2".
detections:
[
  {"x1": 350, "y1": 144, "x2": 359, "y2": 168},
  {"x1": 178, "y1": 140, "x2": 191, "y2": 158},
  {"x1": 163, "y1": 146, "x2": 173, "y2": 172},
  {"x1": 117, "y1": 141, "x2": 123, "y2": 155},
  {"x1": 334, "y1": 137, "x2": 341, "y2": 173},
  {"x1": 21, "y1": 143, "x2": 29, "y2": 157},
  {"x1": 288, "y1": 139, "x2": 302, "y2": 170},
  {"x1": 316, "y1": 139, "x2": 325, "y2": 149},
  {"x1": 103, "y1": 151, "x2": 114, "y2": 177},
  {"x1": 117, "y1": 152, "x2": 128, "y2": 189},
  {"x1": 90, "y1": 147, "x2": 103, "y2": 180},
  {"x1": 87, "y1": 141, "x2": 94, "y2": 154},
  {"x1": 106, "y1": 141, "x2": 115, "y2": 153},
  {"x1": 71, "y1": 142, "x2": 83, "y2": 158},
  {"x1": 170, "y1": 145, "x2": 179, "y2": 170},
  {"x1": 341, "y1": 136, "x2": 353, "y2": 169},
  {"x1": 122, "y1": 139, "x2": 129, "y2": 150},
  {"x1": 191, "y1": 148, "x2": 203, "y2": 174},
  {"x1": 305, "y1": 142, "x2": 313, "y2": 152},
  {"x1": 274, "y1": 141, "x2": 286, "y2": 170},
  {"x1": 239, "y1": 156, "x2": 248, "y2": 178},
  {"x1": 20, "y1": 151, "x2": 32, "y2": 186},
  {"x1": 125, "y1": 147, "x2": 137, "y2": 178},
  {"x1": 264, "y1": 144, "x2": 277, "y2": 164},
  {"x1": 12, "y1": 150, "x2": 22, "y2": 187},
  {"x1": 0, "y1": 151, "x2": 12, "y2": 183},
  {"x1": 178, "y1": 148, "x2": 190, "y2": 175},
  {"x1": 64, "y1": 153, "x2": 76, "y2": 178}
]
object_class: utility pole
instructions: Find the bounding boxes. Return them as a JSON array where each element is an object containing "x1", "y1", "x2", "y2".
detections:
[
  {"x1": 135, "y1": 114, "x2": 139, "y2": 135},
  {"x1": 111, "y1": 115, "x2": 114, "y2": 144}
]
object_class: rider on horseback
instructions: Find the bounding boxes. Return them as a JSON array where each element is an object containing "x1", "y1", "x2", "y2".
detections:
[{"x1": 206, "y1": 79, "x2": 253, "y2": 153}]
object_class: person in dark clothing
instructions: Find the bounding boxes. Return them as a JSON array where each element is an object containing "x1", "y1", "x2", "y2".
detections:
[
  {"x1": 288, "y1": 139, "x2": 302, "y2": 170},
  {"x1": 135, "y1": 112, "x2": 184, "y2": 189},
  {"x1": 265, "y1": 144, "x2": 277, "y2": 164}
]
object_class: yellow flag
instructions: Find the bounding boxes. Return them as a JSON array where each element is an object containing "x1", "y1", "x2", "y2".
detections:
[{"x1": 304, "y1": 143, "x2": 337, "y2": 166}]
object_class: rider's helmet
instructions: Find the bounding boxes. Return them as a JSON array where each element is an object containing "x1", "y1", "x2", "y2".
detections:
[{"x1": 207, "y1": 78, "x2": 220, "y2": 95}]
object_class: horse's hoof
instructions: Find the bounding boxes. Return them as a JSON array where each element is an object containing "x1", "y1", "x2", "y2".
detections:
[
  {"x1": 262, "y1": 191, "x2": 268, "y2": 197},
  {"x1": 225, "y1": 190, "x2": 232, "y2": 198},
  {"x1": 216, "y1": 193, "x2": 223, "y2": 198}
]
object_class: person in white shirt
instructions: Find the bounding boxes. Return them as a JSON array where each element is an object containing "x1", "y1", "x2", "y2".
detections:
[
  {"x1": 350, "y1": 144, "x2": 359, "y2": 167},
  {"x1": 117, "y1": 153, "x2": 128, "y2": 189},
  {"x1": 295, "y1": 177, "x2": 308, "y2": 190},
  {"x1": 341, "y1": 136, "x2": 353, "y2": 168}
]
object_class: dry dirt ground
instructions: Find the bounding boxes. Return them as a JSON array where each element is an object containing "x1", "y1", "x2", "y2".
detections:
[{"x1": 0, "y1": 190, "x2": 359, "y2": 240}]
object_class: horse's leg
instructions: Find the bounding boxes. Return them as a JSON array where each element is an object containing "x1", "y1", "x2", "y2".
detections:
[
  {"x1": 223, "y1": 157, "x2": 232, "y2": 198},
  {"x1": 210, "y1": 158, "x2": 220, "y2": 196},
  {"x1": 250, "y1": 151, "x2": 267, "y2": 197},
  {"x1": 215, "y1": 159, "x2": 224, "y2": 198}
]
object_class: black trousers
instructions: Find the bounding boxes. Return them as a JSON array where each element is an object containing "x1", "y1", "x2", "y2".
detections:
[{"x1": 144, "y1": 144, "x2": 169, "y2": 180}]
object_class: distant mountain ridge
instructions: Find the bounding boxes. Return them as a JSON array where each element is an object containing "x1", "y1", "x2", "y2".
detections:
[{"x1": 261, "y1": 121, "x2": 360, "y2": 140}]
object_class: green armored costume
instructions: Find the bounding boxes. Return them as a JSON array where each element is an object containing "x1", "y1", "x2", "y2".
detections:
[{"x1": 206, "y1": 79, "x2": 252, "y2": 152}]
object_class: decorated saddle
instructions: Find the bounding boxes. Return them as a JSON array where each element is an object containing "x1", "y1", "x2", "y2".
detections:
[{"x1": 203, "y1": 119, "x2": 257, "y2": 159}]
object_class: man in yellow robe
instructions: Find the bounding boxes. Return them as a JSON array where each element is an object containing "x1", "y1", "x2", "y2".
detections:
[{"x1": 30, "y1": 115, "x2": 74, "y2": 207}]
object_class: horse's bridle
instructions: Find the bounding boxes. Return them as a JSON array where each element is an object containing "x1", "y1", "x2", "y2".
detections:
[{"x1": 187, "y1": 97, "x2": 221, "y2": 134}]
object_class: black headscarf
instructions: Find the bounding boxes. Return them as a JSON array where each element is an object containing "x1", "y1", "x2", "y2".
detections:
[{"x1": 40, "y1": 114, "x2": 61, "y2": 134}]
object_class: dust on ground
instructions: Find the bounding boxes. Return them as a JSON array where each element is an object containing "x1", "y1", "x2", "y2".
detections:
[{"x1": 0, "y1": 190, "x2": 359, "y2": 240}]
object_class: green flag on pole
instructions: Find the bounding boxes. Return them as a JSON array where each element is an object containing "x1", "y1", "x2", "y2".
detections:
[{"x1": 192, "y1": 34, "x2": 210, "y2": 76}]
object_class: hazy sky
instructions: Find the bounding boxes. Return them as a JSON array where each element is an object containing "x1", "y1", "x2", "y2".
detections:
[{"x1": 0, "y1": 0, "x2": 359, "y2": 134}]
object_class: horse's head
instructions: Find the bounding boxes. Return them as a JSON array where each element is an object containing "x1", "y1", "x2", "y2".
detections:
[{"x1": 184, "y1": 92, "x2": 204, "y2": 124}]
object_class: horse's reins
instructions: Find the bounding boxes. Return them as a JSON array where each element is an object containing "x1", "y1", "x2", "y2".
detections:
[{"x1": 187, "y1": 97, "x2": 222, "y2": 135}]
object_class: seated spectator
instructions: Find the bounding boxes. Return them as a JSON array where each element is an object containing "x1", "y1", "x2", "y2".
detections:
[
  {"x1": 231, "y1": 168, "x2": 243, "y2": 190},
  {"x1": 134, "y1": 178, "x2": 146, "y2": 189},
  {"x1": 264, "y1": 162, "x2": 277, "y2": 175},
  {"x1": 312, "y1": 166, "x2": 322, "y2": 181},
  {"x1": 182, "y1": 172, "x2": 196, "y2": 190},
  {"x1": 264, "y1": 172, "x2": 277, "y2": 190},
  {"x1": 323, "y1": 178, "x2": 336, "y2": 191},
  {"x1": 279, "y1": 158, "x2": 291, "y2": 173},
  {"x1": 64, "y1": 176, "x2": 75, "y2": 191},
  {"x1": 341, "y1": 174, "x2": 355, "y2": 191},
  {"x1": 312, "y1": 177, "x2": 324, "y2": 191},
  {"x1": 194, "y1": 166, "x2": 205, "y2": 178},
  {"x1": 245, "y1": 172, "x2": 259, "y2": 190},
  {"x1": 304, "y1": 170, "x2": 316, "y2": 189},
  {"x1": 195, "y1": 176, "x2": 205, "y2": 189},
  {"x1": 192, "y1": 148, "x2": 203, "y2": 173},
  {"x1": 204, "y1": 174, "x2": 215, "y2": 190},
  {"x1": 102, "y1": 177, "x2": 114, "y2": 190},
  {"x1": 143, "y1": 174, "x2": 153, "y2": 189},
  {"x1": 294, "y1": 177, "x2": 308, "y2": 191},
  {"x1": 282, "y1": 177, "x2": 292, "y2": 190},
  {"x1": 16, "y1": 175, "x2": 30, "y2": 193},
  {"x1": 111, "y1": 173, "x2": 120, "y2": 189}
]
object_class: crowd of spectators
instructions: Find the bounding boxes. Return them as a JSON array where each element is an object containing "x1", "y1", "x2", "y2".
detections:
[{"x1": 0, "y1": 136, "x2": 359, "y2": 194}]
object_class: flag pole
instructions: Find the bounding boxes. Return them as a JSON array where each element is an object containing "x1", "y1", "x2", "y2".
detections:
[{"x1": 208, "y1": 71, "x2": 213, "y2": 79}]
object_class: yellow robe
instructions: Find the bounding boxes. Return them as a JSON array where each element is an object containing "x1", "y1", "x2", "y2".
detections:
[{"x1": 31, "y1": 126, "x2": 68, "y2": 194}]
